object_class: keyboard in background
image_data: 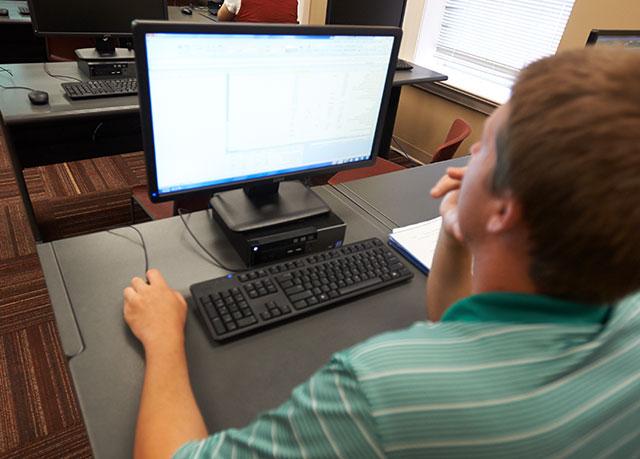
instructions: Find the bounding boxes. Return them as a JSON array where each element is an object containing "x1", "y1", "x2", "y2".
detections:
[
  {"x1": 191, "y1": 237, "x2": 414, "y2": 341},
  {"x1": 61, "y1": 78, "x2": 137, "y2": 100},
  {"x1": 18, "y1": 5, "x2": 30, "y2": 15}
]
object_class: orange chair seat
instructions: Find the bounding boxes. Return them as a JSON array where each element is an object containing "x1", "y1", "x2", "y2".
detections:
[{"x1": 328, "y1": 158, "x2": 405, "y2": 185}]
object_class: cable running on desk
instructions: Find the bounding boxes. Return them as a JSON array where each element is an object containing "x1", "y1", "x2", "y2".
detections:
[
  {"x1": 177, "y1": 208, "x2": 243, "y2": 272},
  {"x1": 43, "y1": 62, "x2": 82, "y2": 82},
  {"x1": 107, "y1": 226, "x2": 149, "y2": 276}
]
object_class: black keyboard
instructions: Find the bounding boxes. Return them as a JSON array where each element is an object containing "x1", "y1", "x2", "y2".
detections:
[
  {"x1": 18, "y1": 5, "x2": 29, "y2": 15},
  {"x1": 61, "y1": 78, "x2": 137, "y2": 100},
  {"x1": 191, "y1": 237, "x2": 414, "y2": 341},
  {"x1": 396, "y1": 59, "x2": 414, "y2": 71}
]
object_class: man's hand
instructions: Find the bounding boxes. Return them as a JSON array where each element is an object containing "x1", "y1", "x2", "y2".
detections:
[
  {"x1": 123, "y1": 269, "x2": 188, "y2": 352},
  {"x1": 430, "y1": 166, "x2": 466, "y2": 242},
  {"x1": 426, "y1": 166, "x2": 472, "y2": 320}
]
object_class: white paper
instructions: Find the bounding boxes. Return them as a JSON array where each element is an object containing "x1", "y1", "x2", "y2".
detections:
[{"x1": 389, "y1": 216, "x2": 442, "y2": 270}]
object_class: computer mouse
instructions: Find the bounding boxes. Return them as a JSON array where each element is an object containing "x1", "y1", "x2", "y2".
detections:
[
  {"x1": 0, "y1": 8, "x2": 9, "y2": 16},
  {"x1": 28, "y1": 90, "x2": 49, "y2": 106},
  {"x1": 181, "y1": 7, "x2": 193, "y2": 15}
]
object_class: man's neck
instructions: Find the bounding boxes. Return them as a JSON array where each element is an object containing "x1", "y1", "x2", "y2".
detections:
[{"x1": 470, "y1": 240, "x2": 536, "y2": 295}]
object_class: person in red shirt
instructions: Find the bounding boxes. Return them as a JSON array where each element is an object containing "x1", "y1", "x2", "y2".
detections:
[{"x1": 217, "y1": 0, "x2": 298, "y2": 23}]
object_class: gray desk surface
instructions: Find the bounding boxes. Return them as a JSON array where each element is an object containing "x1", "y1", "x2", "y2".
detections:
[
  {"x1": 336, "y1": 156, "x2": 469, "y2": 229},
  {"x1": 0, "y1": 0, "x2": 30, "y2": 24},
  {"x1": 0, "y1": 60, "x2": 445, "y2": 126},
  {"x1": 38, "y1": 183, "x2": 437, "y2": 459}
]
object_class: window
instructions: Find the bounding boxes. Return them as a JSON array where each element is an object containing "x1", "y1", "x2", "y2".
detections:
[{"x1": 414, "y1": 0, "x2": 576, "y2": 103}]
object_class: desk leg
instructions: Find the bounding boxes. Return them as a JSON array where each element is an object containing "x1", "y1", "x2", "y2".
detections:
[
  {"x1": 379, "y1": 86, "x2": 402, "y2": 160},
  {"x1": 0, "y1": 120, "x2": 42, "y2": 242}
]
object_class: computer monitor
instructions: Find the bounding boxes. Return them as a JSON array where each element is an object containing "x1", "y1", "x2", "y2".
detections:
[
  {"x1": 586, "y1": 30, "x2": 640, "y2": 49},
  {"x1": 133, "y1": 21, "x2": 401, "y2": 231},
  {"x1": 325, "y1": 0, "x2": 408, "y2": 28},
  {"x1": 27, "y1": 0, "x2": 168, "y2": 56}
]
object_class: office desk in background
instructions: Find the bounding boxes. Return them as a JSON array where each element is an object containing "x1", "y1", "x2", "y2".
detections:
[
  {"x1": 0, "y1": 0, "x2": 47, "y2": 64},
  {"x1": 36, "y1": 169, "x2": 451, "y2": 457}
]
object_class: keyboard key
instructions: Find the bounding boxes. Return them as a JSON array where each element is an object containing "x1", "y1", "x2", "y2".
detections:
[
  {"x1": 293, "y1": 300, "x2": 308, "y2": 310},
  {"x1": 339, "y1": 277, "x2": 383, "y2": 295},
  {"x1": 285, "y1": 285, "x2": 305, "y2": 295},
  {"x1": 237, "y1": 316, "x2": 257, "y2": 328},
  {"x1": 211, "y1": 318, "x2": 226, "y2": 334},
  {"x1": 289, "y1": 290, "x2": 312, "y2": 302}
]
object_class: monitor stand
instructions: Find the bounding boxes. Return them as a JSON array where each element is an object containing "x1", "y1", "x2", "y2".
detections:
[
  {"x1": 210, "y1": 181, "x2": 330, "y2": 232},
  {"x1": 75, "y1": 36, "x2": 136, "y2": 80}
]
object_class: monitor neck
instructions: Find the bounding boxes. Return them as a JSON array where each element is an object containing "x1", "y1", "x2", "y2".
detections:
[
  {"x1": 211, "y1": 181, "x2": 330, "y2": 232},
  {"x1": 95, "y1": 35, "x2": 117, "y2": 56}
]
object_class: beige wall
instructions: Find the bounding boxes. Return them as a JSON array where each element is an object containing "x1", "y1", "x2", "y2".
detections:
[
  {"x1": 306, "y1": 0, "x2": 640, "y2": 163},
  {"x1": 559, "y1": 0, "x2": 640, "y2": 51}
]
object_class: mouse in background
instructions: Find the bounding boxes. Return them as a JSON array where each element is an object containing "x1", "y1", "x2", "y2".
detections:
[
  {"x1": 28, "y1": 90, "x2": 49, "y2": 105},
  {"x1": 0, "y1": 8, "x2": 9, "y2": 16},
  {"x1": 181, "y1": 7, "x2": 193, "y2": 15}
]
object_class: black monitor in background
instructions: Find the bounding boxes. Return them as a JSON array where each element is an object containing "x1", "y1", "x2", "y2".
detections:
[
  {"x1": 133, "y1": 21, "x2": 401, "y2": 232},
  {"x1": 586, "y1": 30, "x2": 640, "y2": 49},
  {"x1": 27, "y1": 0, "x2": 168, "y2": 57},
  {"x1": 325, "y1": 0, "x2": 407, "y2": 28}
]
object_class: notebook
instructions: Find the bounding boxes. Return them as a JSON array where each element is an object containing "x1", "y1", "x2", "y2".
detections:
[{"x1": 387, "y1": 216, "x2": 442, "y2": 274}]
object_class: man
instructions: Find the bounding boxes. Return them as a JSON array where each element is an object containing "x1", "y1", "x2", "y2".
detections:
[
  {"x1": 217, "y1": 0, "x2": 298, "y2": 23},
  {"x1": 123, "y1": 48, "x2": 640, "y2": 458}
]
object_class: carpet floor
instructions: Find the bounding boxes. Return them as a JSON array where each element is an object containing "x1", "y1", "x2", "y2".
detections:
[{"x1": 0, "y1": 126, "x2": 420, "y2": 457}]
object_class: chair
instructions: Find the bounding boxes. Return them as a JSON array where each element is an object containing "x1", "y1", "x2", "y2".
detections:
[
  {"x1": 328, "y1": 157, "x2": 405, "y2": 185},
  {"x1": 430, "y1": 118, "x2": 472, "y2": 164}
]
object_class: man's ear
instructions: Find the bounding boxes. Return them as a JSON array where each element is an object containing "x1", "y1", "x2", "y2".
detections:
[{"x1": 486, "y1": 192, "x2": 521, "y2": 234}]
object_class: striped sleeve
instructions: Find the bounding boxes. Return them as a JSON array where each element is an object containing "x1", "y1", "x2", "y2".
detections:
[{"x1": 173, "y1": 352, "x2": 385, "y2": 459}]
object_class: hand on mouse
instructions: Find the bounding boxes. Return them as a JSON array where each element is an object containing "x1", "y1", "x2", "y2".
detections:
[{"x1": 123, "y1": 269, "x2": 188, "y2": 352}]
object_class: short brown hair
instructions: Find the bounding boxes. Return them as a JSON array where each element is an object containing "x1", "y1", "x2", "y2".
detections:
[{"x1": 492, "y1": 49, "x2": 640, "y2": 304}]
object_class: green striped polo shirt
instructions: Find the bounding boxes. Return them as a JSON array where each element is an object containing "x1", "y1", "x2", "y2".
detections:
[{"x1": 174, "y1": 291, "x2": 640, "y2": 458}]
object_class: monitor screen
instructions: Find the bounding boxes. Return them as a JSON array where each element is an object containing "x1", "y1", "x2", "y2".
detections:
[
  {"x1": 28, "y1": 0, "x2": 168, "y2": 36},
  {"x1": 326, "y1": 0, "x2": 407, "y2": 28},
  {"x1": 135, "y1": 24, "x2": 399, "y2": 200}
]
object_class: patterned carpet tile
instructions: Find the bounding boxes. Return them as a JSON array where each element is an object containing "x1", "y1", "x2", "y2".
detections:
[
  {"x1": 1, "y1": 424, "x2": 91, "y2": 459},
  {"x1": 0, "y1": 321, "x2": 87, "y2": 456},
  {"x1": 24, "y1": 152, "x2": 147, "y2": 201},
  {"x1": 0, "y1": 255, "x2": 54, "y2": 335},
  {"x1": 0, "y1": 197, "x2": 37, "y2": 261}
]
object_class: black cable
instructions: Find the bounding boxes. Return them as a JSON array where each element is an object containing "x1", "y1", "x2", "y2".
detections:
[
  {"x1": 107, "y1": 226, "x2": 149, "y2": 276},
  {"x1": 92, "y1": 122, "x2": 104, "y2": 142},
  {"x1": 0, "y1": 83, "x2": 37, "y2": 92},
  {"x1": 390, "y1": 136, "x2": 412, "y2": 161},
  {"x1": 177, "y1": 208, "x2": 243, "y2": 272},
  {"x1": 43, "y1": 62, "x2": 82, "y2": 82},
  {"x1": 0, "y1": 66, "x2": 14, "y2": 77},
  {"x1": 391, "y1": 136, "x2": 424, "y2": 165}
]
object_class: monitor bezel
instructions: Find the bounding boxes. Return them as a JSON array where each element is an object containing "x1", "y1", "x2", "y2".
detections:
[
  {"x1": 133, "y1": 21, "x2": 402, "y2": 203},
  {"x1": 586, "y1": 29, "x2": 640, "y2": 46},
  {"x1": 325, "y1": 0, "x2": 408, "y2": 28},
  {"x1": 27, "y1": 0, "x2": 169, "y2": 37}
]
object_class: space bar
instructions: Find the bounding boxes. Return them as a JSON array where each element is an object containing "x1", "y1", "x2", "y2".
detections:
[{"x1": 338, "y1": 277, "x2": 382, "y2": 295}]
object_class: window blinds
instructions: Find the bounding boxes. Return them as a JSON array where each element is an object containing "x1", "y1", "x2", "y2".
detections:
[{"x1": 429, "y1": 0, "x2": 575, "y2": 101}]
